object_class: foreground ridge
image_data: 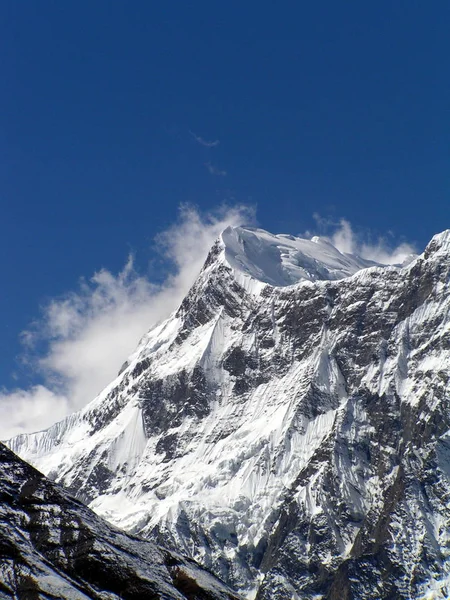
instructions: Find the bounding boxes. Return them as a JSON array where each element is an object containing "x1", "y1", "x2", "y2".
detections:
[
  {"x1": 7, "y1": 227, "x2": 450, "y2": 598},
  {"x1": 0, "y1": 442, "x2": 241, "y2": 599}
]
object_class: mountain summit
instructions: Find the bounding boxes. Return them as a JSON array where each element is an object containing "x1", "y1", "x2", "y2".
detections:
[
  {"x1": 219, "y1": 226, "x2": 376, "y2": 287},
  {"x1": 6, "y1": 227, "x2": 450, "y2": 599}
]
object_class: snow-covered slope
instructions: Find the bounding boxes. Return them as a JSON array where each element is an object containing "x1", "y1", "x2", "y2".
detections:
[
  {"x1": 7, "y1": 226, "x2": 450, "y2": 599},
  {"x1": 220, "y1": 226, "x2": 375, "y2": 288},
  {"x1": 0, "y1": 442, "x2": 240, "y2": 599}
]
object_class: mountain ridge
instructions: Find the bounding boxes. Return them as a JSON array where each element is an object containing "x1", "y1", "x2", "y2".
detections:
[{"x1": 6, "y1": 226, "x2": 450, "y2": 599}]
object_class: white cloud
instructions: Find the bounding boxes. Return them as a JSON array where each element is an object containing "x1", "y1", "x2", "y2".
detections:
[
  {"x1": 310, "y1": 216, "x2": 417, "y2": 265},
  {"x1": 0, "y1": 204, "x2": 254, "y2": 440},
  {"x1": 0, "y1": 386, "x2": 70, "y2": 440},
  {"x1": 189, "y1": 131, "x2": 220, "y2": 147}
]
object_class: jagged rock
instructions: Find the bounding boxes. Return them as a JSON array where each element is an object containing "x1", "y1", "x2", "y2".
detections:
[{"x1": 6, "y1": 226, "x2": 450, "y2": 598}]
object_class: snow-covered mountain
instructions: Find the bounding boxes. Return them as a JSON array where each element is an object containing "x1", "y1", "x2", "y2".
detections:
[
  {"x1": 6, "y1": 226, "x2": 450, "y2": 599},
  {"x1": 0, "y1": 442, "x2": 240, "y2": 599}
]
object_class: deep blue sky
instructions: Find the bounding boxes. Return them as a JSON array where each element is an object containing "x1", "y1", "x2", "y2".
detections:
[{"x1": 2, "y1": 1, "x2": 449, "y2": 388}]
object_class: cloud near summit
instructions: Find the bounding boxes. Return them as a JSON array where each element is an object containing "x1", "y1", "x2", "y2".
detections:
[
  {"x1": 309, "y1": 216, "x2": 417, "y2": 265},
  {"x1": 0, "y1": 205, "x2": 254, "y2": 439},
  {"x1": 0, "y1": 208, "x2": 416, "y2": 440}
]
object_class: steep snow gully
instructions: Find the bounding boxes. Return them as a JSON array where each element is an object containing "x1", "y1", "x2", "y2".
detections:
[{"x1": 6, "y1": 226, "x2": 450, "y2": 599}]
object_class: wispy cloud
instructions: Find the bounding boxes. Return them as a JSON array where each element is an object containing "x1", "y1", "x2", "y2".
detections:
[
  {"x1": 0, "y1": 387, "x2": 71, "y2": 439},
  {"x1": 0, "y1": 204, "x2": 255, "y2": 439},
  {"x1": 307, "y1": 214, "x2": 417, "y2": 265},
  {"x1": 205, "y1": 162, "x2": 227, "y2": 176},
  {"x1": 190, "y1": 131, "x2": 220, "y2": 147}
]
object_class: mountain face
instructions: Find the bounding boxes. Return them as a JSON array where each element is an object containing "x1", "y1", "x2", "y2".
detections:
[
  {"x1": 6, "y1": 226, "x2": 450, "y2": 599},
  {"x1": 0, "y1": 442, "x2": 241, "y2": 600},
  {"x1": 0, "y1": 444, "x2": 238, "y2": 600}
]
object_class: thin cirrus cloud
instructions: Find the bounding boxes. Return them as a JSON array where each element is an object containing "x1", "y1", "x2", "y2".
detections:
[
  {"x1": 188, "y1": 130, "x2": 226, "y2": 175},
  {"x1": 0, "y1": 204, "x2": 255, "y2": 440},
  {"x1": 205, "y1": 162, "x2": 227, "y2": 176},
  {"x1": 189, "y1": 130, "x2": 220, "y2": 147}
]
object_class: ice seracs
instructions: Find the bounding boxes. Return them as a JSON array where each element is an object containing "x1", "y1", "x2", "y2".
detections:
[
  {"x1": 220, "y1": 226, "x2": 376, "y2": 287},
  {"x1": 6, "y1": 226, "x2": 450, "y2": 599}
]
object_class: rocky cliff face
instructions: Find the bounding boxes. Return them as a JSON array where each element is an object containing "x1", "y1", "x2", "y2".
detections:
[
  {"x1": 0, "y1": 442, "x2": 240, "y2": 599},
  {"x1": 6, "y1": 226, "x2": 450, "y2": 599}
]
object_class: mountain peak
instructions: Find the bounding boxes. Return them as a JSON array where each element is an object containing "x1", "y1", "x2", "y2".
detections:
[
  {"x1": 7, "y1": 227, "x2": 450, "y2": 598},
  {"x1": 424, "y1": 228, "x2": 450, "y2": 258},
  {"x1": 219, "y1": 225, "x2": 375, "y2": 287}
]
